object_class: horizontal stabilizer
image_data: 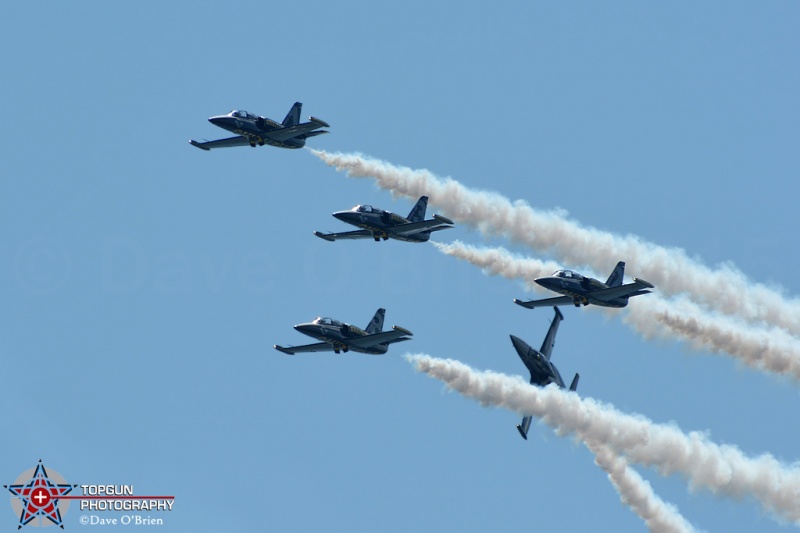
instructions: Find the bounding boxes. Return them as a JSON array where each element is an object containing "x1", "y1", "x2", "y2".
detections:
[
  {"x1": 426, "y1": 226, "x2": 453, "y2": 234},
  {"x1": 310, "y1": 116, "x2": 330, "y2": 127},
  {"x1": 433, "y1": 213, "x2": 454, "y2": 225},
  {"x1": 633, "y1": 277, "x2": 654, "y2": 289},
  {"x1": 569, "y1": 373, "x2": 580, "y2": 392},
  {"x1": 299, "y1": 130, "x2": 329, "y2": 139},
  {"x1": 627, "y1": 289, "x2": 652, "y2": 297},
  {"x1": 516, "y1": 425, "x2": 528, "y2": 440},
  {"x1": 382, "y1": 337, "x2": 412, "y2": 346},
  {"x1": 392, "y1": 325, "x2": 413, "y2": 336}
]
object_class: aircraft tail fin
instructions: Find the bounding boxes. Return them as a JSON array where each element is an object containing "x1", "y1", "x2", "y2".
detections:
[
  {"x1": 517, "y1": 416, "x2": 532, "y2": 440},
  {"x1": 366, "y1": 308, "x2": 385, "y2": 334},
  {"x1": 605, "y1": 261, "x2": 626, "y2": 287},
  {"x1": 282, "y1": 102, "x2": 302, "y2": 127},
  {"x1": 297, "y1": 130, "x2": 329, "y2": 140},
  {"x1": 569, "y1": 373, "x2": 580, "y2": 392},
  {"x1": 406, "y1": 196, "x2": 428, "y2": 223}
]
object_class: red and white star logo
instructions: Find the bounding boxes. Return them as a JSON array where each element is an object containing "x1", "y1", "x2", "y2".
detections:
[{"x1": 5, "y1": 461, "x2": 76, "y2": 529}]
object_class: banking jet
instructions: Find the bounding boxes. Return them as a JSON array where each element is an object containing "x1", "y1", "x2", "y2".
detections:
[
  {"x1": 512, "y1": 307, "x2": 579, "y2": 440},
  {"x1": 314, "y1": 196, "x2": 454, "y2": 243},
  {"x1": 274, "y1": 308, "x2": 412, "y2": 355},
  {"x1": 514, "y1": 261, "x2": 654, "y2": 310},
  {"x1": 190, "y1": 102, "x2": 329, "y2": 150}
]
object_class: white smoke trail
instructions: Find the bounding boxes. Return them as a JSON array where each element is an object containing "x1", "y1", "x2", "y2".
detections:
[
  {"x1": 626, "y1": 296, "x2": 800, "y2": 379},
  {"x1": 407, "y1": 354, "x2": 800, "y2": 524},
  {"x1": 434, "y1": 241, "x2": 562, "y2": 291},
  {"x1": 311, "y1": 150, "x2": 800, "y2": 335},
  {"x1": 586, "y1": 441, "x2": 697, "y2": 533},
  {"x1": 436, "y1": 240, "x2": 800, "y2": 380}
]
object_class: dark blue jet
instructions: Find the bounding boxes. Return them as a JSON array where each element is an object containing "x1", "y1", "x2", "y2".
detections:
[
  {"x1": 512, "y1": 307, "x2": 579, "y2": 440},
  {"x1": 314, "y1": 196, "x2": 454, "y2": 243},
  {"x1": 190, "y1": 102, "x2": 329, "y2": 150},
  {"x1": 514, "y1": 261, "x2": 654, "y2": 309},
  {"x1": 274, "y1": 308, "x2": 412, "y2": 355}
]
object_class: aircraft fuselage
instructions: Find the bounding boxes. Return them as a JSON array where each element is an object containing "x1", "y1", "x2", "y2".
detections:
[
  {"x1": 510, "y1": 335, "x2": 566, "y2": 388},
  {"x1": 332, "y1": 209, "x2": 430, "y2": 242},
  {"x1": 535, "y1": 275, "x2": 630, "y2": 308},
  {"x1": 293, "y1": 321, "x2": 388, "y2": 354},
  {"x1": 208, "y1": 115, "x2": 305, "y2": 149}
]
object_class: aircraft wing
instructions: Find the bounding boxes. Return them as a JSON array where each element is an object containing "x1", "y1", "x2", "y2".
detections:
[
  {"x1": 513, "y1": 295, "x2": 574, "y2": 309},
  {"x1": 539, "y1": 307, "x2": 564, "y2": 360},
  {"x1": 347, "y1": 326, "x2": 413, "y2": 348},
  {"x1": 189, "y1": 136, "x2": 250, "y2": 150},
  {"x1": 265, "y1": 119, "x2": 329, "y2": 142},
  {"x1": 585, "y1": 279, "x2": 654, "y2": 302},
  {"x1": 273, "y1": 342, "x2": 334, "y2": 355},
  {"x1": 314, "y1": 230, "x2": 373, "y2": 241},
  {"x1": 387, "y1": 217, "x2": 454, "y2": 236}
]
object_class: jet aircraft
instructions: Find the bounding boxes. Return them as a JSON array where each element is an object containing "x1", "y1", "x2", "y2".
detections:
[
  {"x1": 189, "y1": 102, "x2": 329, "y2": 150},
  {"x1": 274, "y1": 308, "x2": 412, "y2": 355},
  {"x1": 314, "y1": 196, "x2": 454, "y2": 243},
  {"x1": 514, "y1": 261, "x2": 654, "y2": 309},
  {"x1": 512, "y1": 307, "x2": 579, "y2": 439}
]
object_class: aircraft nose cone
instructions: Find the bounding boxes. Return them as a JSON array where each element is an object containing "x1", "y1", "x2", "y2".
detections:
[
  {"x1": 208, "y1": 116, "x2": 229, "y2": 127},
  {"x1": 509, "y1": 335, "x2": 531, "y2": 356},
  {"x1": 535, "y1": 277, "x2": 561, "y2": 291},
  {"x1": 333, "y1": 211, "x2": 358, "y2": 223},
  {"x1": 294, "y1": 324, "x2": 317, "y2": 336}
]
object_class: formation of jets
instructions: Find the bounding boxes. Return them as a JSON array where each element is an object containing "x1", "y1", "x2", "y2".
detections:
[{"x1": 191, "y1": 102, "x2": 657, "y2": 439}]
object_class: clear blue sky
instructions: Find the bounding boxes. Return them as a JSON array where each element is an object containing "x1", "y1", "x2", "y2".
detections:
[{"x1": 2, "y1": 2, "x2": 798, "y2": 531}]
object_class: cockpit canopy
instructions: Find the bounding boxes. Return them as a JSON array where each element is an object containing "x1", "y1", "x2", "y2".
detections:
[
  {"x1": 553, "y1": 269, "x2": 583, "y2": 280},
  {"x1": 313, "y1": 317, "x2": 342, "y2": 327},
  {"x1": 229, "y1": 110, "x2": 257, "y2": 120},
  {"x1": 353, "y1": 205, "x2": 375, "y2": 213}
]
